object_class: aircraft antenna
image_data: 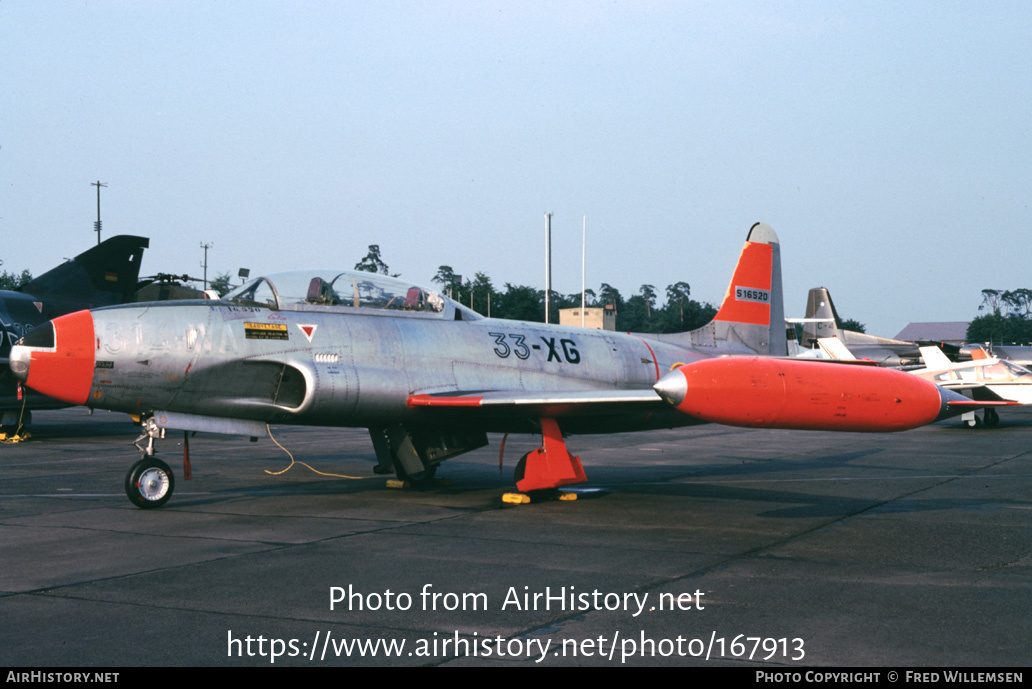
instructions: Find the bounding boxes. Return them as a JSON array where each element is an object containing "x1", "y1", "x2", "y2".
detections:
[{"x1": 91, "y1": 180, "x2": 107, "y2": 245}]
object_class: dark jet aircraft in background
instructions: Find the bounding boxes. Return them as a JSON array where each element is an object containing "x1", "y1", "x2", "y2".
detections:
[
  {"x1": 0, "y1": 235, "x2": 148, "y2": 436},
  {"x1": 795, "y1": 287, "x2": 962, "y2": 366},
  {"x1": 10, "y1": 223, "x2": 988, "y2": 507}
]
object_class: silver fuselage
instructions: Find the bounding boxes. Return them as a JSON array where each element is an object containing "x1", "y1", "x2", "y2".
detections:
[{"x1": 86, "y1": 298, "x2": 735, "y2": 435}]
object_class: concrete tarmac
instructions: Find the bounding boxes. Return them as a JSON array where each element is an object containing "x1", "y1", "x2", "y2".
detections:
[{"x1": 1, "y1": 407, "x2": 1030, "y2": 667}]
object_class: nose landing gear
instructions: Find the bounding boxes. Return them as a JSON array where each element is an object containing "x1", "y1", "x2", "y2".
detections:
[
  {"x1": 125, "y1": 457, "x2": 174, "y2": 508},
  {"x1": 125, "y1": 416, "x2": 175, "y2": 508}
]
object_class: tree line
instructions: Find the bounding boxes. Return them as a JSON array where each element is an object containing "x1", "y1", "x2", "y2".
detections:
[
  {"x1": 1, "y1": 245, "x2": 718, "y2": 335},
  {"x1": 354, "y1": 245, "x2": 717, "y2": 333},
  {"x1": 967, "y1": 289, "x2": 1032, "y2": 344}
]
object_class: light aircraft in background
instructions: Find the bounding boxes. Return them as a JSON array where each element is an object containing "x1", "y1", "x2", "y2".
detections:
[
  {"x1": 10, "y1": 223, "x2": 990, "y2": 507},
  {"x1": 815, "y1": 337, "x2": 1027, "y2": 428},
  {"x1": 0, "y1": 235, "x2": 149, "y2": 437},
  {"x1": 910, "y1": 345, "x2": 1032, "y2": 428}
]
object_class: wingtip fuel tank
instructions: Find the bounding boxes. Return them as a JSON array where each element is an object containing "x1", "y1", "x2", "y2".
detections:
[{"x1": 654, "y1": 357, "x2": 975, "y2": 432}]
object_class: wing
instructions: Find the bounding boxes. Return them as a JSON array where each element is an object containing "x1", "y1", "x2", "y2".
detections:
[{"x1": 407, "y1": 388, "x2": 664, "y2": 418}]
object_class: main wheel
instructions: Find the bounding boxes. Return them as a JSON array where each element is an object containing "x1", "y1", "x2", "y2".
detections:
[
  {"x1": 984, "y1": 408, "x2": 1000, "y2": 427},
  {"x1": 125, "y1": 458, "x2": 175, "y2": 508}
]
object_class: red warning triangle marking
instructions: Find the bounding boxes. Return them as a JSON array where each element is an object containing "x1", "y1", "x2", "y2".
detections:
[
  {"x1": 298, "y1": 324, "x2": 316, "y2": 342},
  {"x1": 34, "y1": 302, "x2": 43, "y2": 313}
]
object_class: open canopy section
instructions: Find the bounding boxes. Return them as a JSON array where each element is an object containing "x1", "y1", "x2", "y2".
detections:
[{"x1": 223, "y1": 270, "x2": 455, "y2": 317}]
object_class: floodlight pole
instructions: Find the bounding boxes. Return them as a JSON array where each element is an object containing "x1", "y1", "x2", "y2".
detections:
[
  {"x1": 91, "y1": 181, "x2": 107, "y2": 244},
  {"x1": 545, "y1": 212, "x2": 552, "y2": 324},
  {"x1": 200, "y1": 242, "x2": 213, "y2": 290}
]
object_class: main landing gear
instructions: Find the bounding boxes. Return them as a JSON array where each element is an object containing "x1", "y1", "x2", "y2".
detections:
[
  {"x1": 502, "y1": 418, "x2": 587, "y2": 505},
  {"x1": 962, "y1": 408, "x2": 1000, "y2": 429}
]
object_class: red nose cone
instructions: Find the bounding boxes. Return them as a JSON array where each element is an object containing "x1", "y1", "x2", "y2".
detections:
[
  {"x1": 660, "y1": 357, "x2": 944, "y2": 432},
  {"x1": 18, "y1": 310, "x2": 96, "y2": 406}
]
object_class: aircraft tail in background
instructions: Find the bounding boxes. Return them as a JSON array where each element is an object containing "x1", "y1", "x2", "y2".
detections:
[{"x1": 18, "y1": 235, "x2": 150, "y2": 311}]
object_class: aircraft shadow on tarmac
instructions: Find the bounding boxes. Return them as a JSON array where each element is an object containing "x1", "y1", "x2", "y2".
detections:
[
  {"x1": 111, "y1": 437, "x2": 1030, "y2": 523},
  {"x1": 9, "y1": 409, "x2": 1030, "y2": 520}
]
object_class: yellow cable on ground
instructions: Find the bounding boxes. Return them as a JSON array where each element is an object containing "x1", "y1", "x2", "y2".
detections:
[{"x1": 263, "y1": 424, "x2": 371, "y2": 479}]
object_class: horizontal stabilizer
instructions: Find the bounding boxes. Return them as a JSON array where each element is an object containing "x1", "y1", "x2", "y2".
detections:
[{"x1": 817, "y1": 336, "x2": 857, "y2": 361}]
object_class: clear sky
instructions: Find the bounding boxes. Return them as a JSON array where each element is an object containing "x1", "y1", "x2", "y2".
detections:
[{"x1": 2, "y1": 1, "x2": 1029, "y2": 337}]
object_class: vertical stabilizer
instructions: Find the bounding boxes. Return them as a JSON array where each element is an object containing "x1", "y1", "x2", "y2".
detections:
[
  {"x1": 654, "y1": 222, "x2": 785, "y2": 355},
  {"x1": 19, "y1": 235, "x2": 149, "y2": 309},
  {"x1": 918, "y1": 346, "x2": 954, "y2": 370},
  {"x1": 801, "y1": 287, "x2": 841, "y2": 346}
]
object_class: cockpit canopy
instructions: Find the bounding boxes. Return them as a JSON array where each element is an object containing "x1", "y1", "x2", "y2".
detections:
[
  {"x1": 931, "y1": 359, "x2": 1032, "y2": 383},
  {"x1": 224, "y1": 270, "x2": 445, "y2": 314},
  {"x1": 222, "y1": 270, "x2": 469, "y2": 319}
]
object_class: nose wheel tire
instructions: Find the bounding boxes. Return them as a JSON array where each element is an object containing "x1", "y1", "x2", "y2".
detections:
[{"x1": 125, "y1": 458, "x2": 175, "y2": 508}]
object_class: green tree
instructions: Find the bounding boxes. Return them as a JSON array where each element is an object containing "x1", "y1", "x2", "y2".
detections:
[
  {"x1": 1004, "y1": 289, "x2": 1032, "y2": 318},
  {"x1": 209, "y1": 271, "x2": 233, "y2": 297},
  {"x1": 598, "y1": 283, "x2": 624, "y2": 312},
  {"x1": 839, "y1": 318, "x2": 866, "y2": 333},
  {"x1": 979, "y1": 289, "x2": 1006, "y2": 316},
  {"x1": 468, "y1": 272, "x2": 496, "y2": 315},
  {"x1": 967, "y1": 313, "x2": 1007, "y2": 344},
  {"x1": 968, "y1": 288, "x2": 1032, "y2": 344},
  {"x1": 494, "y1": 283, "x2": 543, "y2": 322},
  {"x1": 432, "y1": 266, "x2": 464, "y2": 302},
  {"x1": 354, "y1": 245, "x2": 391, "y2": 275},
  {"x1": 0, "y1": 269, "x2": 32, "y2": 290},
  {"x1": 639, "y1": 284, "x2": 657, "y2": 319},
  {"x1": 664, "y1": 281, "x2": 692, "y2": 329}
]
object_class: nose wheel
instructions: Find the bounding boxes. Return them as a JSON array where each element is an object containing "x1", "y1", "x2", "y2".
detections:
[{"x1": 125, "y1": 458, "x2": 175, "y2": 509}]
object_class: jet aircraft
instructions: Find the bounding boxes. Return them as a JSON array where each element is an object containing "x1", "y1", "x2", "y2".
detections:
[
  {"x1": 795, "y1": 287, "x2": 960, "y2": 366},
  {"x1": 10, "y1": 223, "x2": 988, "y2": 507},
  {"x1": 0, "y1": 235, "x2": 148, "y2": 436}
]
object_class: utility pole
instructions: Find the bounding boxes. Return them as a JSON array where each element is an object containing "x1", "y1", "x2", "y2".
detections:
[
  {"x1": 544, "y1": 212, "x2": 552, "y2": 324},
  {"x1": 200, "y1": 242, "x2": 213, "y2": 290},
  {"x1": 581, "y1": 215, "x2": 586, "y2": 328},
  {"x1": 91, "y1": 181, "x2": 107, "y2": 244}
]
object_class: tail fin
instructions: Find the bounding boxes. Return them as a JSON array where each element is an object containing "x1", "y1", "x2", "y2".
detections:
[
  {"x1": 654, "y1": 222, "x2": 785, "y2": 355},
  {"x1": 19, "y1": 235, "x2": 149, "y2": 309},
  {"x1": 801, "y1": 287, "x2": 842, "y2": 345},
  {"x1": 918, "y1": 346, "x2": 954, "y2": 370}
]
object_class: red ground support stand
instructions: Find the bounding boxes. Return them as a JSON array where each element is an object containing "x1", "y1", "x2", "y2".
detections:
[{"x1": 514, "y1": 418, "x2": 588, "y2": 493}]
